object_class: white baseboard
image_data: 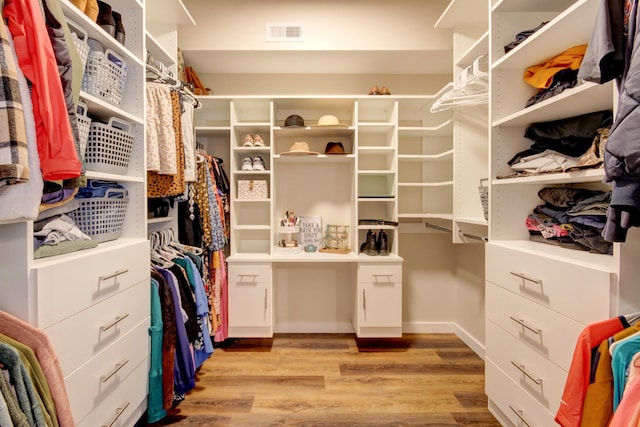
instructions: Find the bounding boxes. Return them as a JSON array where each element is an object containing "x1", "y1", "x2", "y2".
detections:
[
  {"x1": 274, "y1": 321, "x2": 355, "y2": 334},
  {"x1": 402, "y1": 321, "x2": 485, "y2": 359}
]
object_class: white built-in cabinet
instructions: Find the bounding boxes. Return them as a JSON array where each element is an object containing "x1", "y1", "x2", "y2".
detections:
[
  {"x1": 432, "y1": 0, "x2": 490, "y2": 244},
  {"x1": 0, "y1": 0, "x2": 150, "y2": 424},
  {"x1": 486, "y1": 0, "x2": 640, "y2": 425}
]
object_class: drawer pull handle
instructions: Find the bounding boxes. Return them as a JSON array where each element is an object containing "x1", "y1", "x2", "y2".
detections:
[
  {"x1": 101, "y1": 359, "x2": 129, "y2": 383},
  {"x1": 511, "y1": 361, "x2": 543, "y2": 385},
  {"x1": 264, "y1": 288, "x2": 267, "y2": 311},
  {"x1": 510, "y1": 272, "x2": 542, "y2": 285},
  {"x1": 102, "y1": 401, "x2": 129, "y2": 427},
  {"x1": 100, "y1": 269, "x2": 129, "y2": 282},
  {"x1": 373, "y1": 274, "x2": 393, "y2": 283},
  {"x1": 509, "y1": 316, "x2": 541, "y2": 335},
  {"x1": 363, "y1": 289, "x2": 366, "y2": 310},
  {"x1": 509, "y1": 405, "x2": 532, "y2": 427},
  {"x1": 100, "y1": 314, "x2": 130, "y2": 331}
]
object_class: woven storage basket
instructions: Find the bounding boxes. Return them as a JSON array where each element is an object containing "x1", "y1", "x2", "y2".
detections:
[
  {"x1": 67, "y1": 19, "x2": 89, "y2": 75},
  {"x1": 84, "y1": 118, "x2": 134, "y2": 175},
  {"x1": 82, "y1": 48, "x2": 127, "y2": 106},
  {"x1": 69, "y1": 188, "x2": 128, "y2": 243},
  {"x1": 478, "y1": 178, "x2": 488, "y2": 221},
  {"x1": 76, "y1": 100, "x2": 91, "y2": 162}
]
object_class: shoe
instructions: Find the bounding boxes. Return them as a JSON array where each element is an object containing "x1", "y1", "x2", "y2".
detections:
[
  {"x1": 69, "y1": 0, "x2": 87, "y2": 13},
  {"x1": 243, "y1": 134, "x2": 254, "y2": 147},
  {"x1": 252, "y1": 156, "x2": 266, "y2": 171},
  {"x1": 96, "y1": 1, "x2": 116, "y2": 37},
  {"x1": 84, "y1": 0, "x2": 99, "y2": 21},
  {"x1": 377, "y1": 230, "x2": 389, "y2": 255},
  {"x1": 360, "y1": 230, "x2": 373, "y2": 252},
  {"x1": 380, "y1": 86, "x2": 391, "y2": 95},
  {"x1": 368, "y1": 85, "x2": 380, "y2": 95},
  {"x1": 253, "y1": 134, "x2": 265, "y2": 147},
  {"x1": 241, "y1": 156, "x2": 253, "y2": 171},
  {"x1": 362, "y1": 231, "x2": 378, "y2": 256},
  {"x1": 112, "y1": 10, "x2": 125, "y2": 45}
]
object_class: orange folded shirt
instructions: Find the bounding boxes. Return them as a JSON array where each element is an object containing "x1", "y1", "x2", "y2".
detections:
[{"x1": 524, "y1": 44, "x2": 588, "y2": 89}]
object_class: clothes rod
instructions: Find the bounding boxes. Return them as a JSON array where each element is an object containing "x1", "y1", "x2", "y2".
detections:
[{"x1": 424, "y1": 222, "x2": 488, "y2": 242}]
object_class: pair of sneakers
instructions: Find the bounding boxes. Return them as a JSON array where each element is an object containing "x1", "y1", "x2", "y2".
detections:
[
  {"x1": 241, "y1": 156, "x2": 266, "y2": 171},
  {"x1": 243, "y1": 134, "x2": 265, "y2": 147}
]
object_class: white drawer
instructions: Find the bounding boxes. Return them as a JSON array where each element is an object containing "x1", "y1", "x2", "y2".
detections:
[
  {"x1": 486, "y1": 319, "x2": 567, "y2": 414},
  {"x1": 77, "y1": 359, "x2": 148, "y2": 427},
  {"x1": 228, "y1": 263, "x2": 271, "y2": 283},
  {"x1": 65, "y1": 319, "x2": 149, "y2": 423},
  {"x1": 486, "y1": 282, "x2": 582, "y2": 371},
  {"x1": 44, "y1": 280, "x2": 150, "y2": 376},
  {"x1": 486, "y1": 243, "x2": 612, "y2": 325},
  {"x1": 358, "y1": 264, "x2": 402, "y2": 283},
  {"x1": 486, "y1": 360, "x2": 556, "y2": 427},
  {"x1": 34, "y1": 240, "x2": 150, "y2": 329}
]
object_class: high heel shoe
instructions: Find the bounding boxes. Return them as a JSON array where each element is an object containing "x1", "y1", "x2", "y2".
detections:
[
  {"x1": 96, "y1": 1, "x2": 115, "y2": 37},
  {"x1": 368, "y1": 85, "x2": 380, "y2": 95},
  {"x1": 380, "y1": 86, "x2": 391, "y2": 95}
]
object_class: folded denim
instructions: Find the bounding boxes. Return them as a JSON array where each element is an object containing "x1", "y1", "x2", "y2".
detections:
[{"x1": 76, "y1": 179, "x2": 126, "y2": 198}]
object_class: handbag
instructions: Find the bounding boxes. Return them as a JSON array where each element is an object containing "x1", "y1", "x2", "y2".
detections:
[{"x1": 184, "y1": 66, "x2": 212, "y2": 95}]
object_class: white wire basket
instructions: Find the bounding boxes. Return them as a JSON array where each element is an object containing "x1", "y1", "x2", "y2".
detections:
[
  {"x1": 82, "y1": 48, "x2": 127, "y2": 106},
  {"x1": 76, "y1": 100, "x2": 91, "y2": 162},
  {"x1": 67, "y1": 18, "x2": 89, "y2": 75},
  {"x1": 84, "y1": 118, "x2": 134, "y2": 174},
  {"x1": 478, "y1": 178, "x2": 489, "y2": 221},
  {"x1": 69, "y1": 188, "x2": 129, "y2": 243}
]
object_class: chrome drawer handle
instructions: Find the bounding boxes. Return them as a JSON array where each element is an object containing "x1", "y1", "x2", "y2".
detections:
[
  {"x1": 99, "y1": 269, "x2": 129, "y2": 281},
  {"x1": 511, "y1": 361, "x2": 542, "y2": 385},
  {"x1": 510, "y1": 272, "x2": 542, "y2": 285},
  {"x1": 363, "y1": 289, "x2": 366, "y2": 310},
  {"x1": 373, "y1": 274, "x2": 393, "y2": 283},
  {"x1": 100, "y1": 314, "x2": 130, "y2": 332},
  {"x1": 100, "y1": 359, "x2": 129, "y2": 383},
  {"x1": 509, "y1": 316, "x2": 541, "y2": 335},
  {"x1": 509, "y1": 405, "x2": 532, "y2": 427},
  {"x1": 102, "y1": 401, "x2": 129, "y2": 427}
]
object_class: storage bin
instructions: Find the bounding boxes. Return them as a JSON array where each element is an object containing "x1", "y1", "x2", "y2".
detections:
[
  {"x1": 67, "y1": 19, "x2": 90, "y2": 75},
  {"x1": 69, "y1": 189, "x2": 129, "y2": 243},
  {"x1": 238, "y1": 180, "x2": 268, "y2": 199},
  {"x1": 84, "y1": 118, "x2": 134, "y2": 175},
  {"x1": 82, "y1": 48, "x2": 127, "y2": 106},
  {"x1": 76, "y1": 100, "x2": 91, "y2": 162}
]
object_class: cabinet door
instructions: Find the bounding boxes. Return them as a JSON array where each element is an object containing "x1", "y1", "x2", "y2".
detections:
[
  {"x1": 358, "y1": 281, "x2": 402, "y2": 328},
  {"x1": 228, "y1": 264, "x2": 273, "y2": 337}
]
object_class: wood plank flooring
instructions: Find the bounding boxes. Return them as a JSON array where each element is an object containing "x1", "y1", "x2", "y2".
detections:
[{"x1": 146, "y1": 333, "x2": 501, "y2": 426}]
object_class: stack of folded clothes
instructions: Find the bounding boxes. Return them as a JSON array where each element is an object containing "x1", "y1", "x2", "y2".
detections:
[{"x1": 527, "y1": 187, "x2": 612, "y2": 254}]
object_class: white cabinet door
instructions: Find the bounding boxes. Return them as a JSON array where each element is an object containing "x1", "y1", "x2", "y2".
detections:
[
  {"x1": 228, "y1": 264, "x2": 273, "y2": 337},
  {"x1": 357, "y1": 264, "x2": 402, "y2": 337}
]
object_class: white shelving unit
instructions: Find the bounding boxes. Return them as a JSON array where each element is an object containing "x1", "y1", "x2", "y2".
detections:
[
  {"x1": 486, "y1": 0, "x2": 640, "y2": 425},
  {"x1": 0, "y1": 0, "x2": 150, "y2": 424}
]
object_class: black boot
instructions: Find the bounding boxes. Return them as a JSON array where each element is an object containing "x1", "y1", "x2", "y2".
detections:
[
  {"x1": 112, "y1": 11, "x2": 125, "y2": 45},
  {"x1": 97, "y1": 1, "x2": 115, "y2": 37},
  {"x1": 377, "y1": 230, "x2": 389, "y2": 256},
  {"x1": 360, "y1": 229, "x2": 372, "y2": 253},
  {"x1": 362, "y1": 231, "x2": 378, "y2": 256}
]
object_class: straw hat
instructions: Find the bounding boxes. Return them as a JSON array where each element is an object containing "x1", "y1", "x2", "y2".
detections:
[
  {"x1": 311, "y1": 114, "x2": 348, "y2": 128},
  {"x1": 280, "y1": 141, "x2": 319, "y2": 155}
]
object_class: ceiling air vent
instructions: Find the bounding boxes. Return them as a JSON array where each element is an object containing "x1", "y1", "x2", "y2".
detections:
[{"x1": 266, "y1": 23, "x2": 304, "y2": 42}]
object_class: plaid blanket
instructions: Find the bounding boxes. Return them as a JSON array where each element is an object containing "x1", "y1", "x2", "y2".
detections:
[{"x1": 0, "y1": 16, "x2": 28, "y2": 189}]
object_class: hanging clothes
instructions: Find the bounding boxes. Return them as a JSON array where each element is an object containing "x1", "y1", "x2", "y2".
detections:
[
  {"x1": 146, "y1": 82, "x2": 177, "y2": 175},
  {"x1": 3, "y1": 0, "x2": 82, "y2": 181}
]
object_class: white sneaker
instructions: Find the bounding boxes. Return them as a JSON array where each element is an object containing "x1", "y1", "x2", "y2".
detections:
[
  {"x1": 252, "y1": 156, "x2": 266, "y2": 171},
  {"x1": 241, "y1": 156, "x2": 253, "y2": 171},
  {"x1": 253, "y1": 134, "x2": 265, "y2": 146},
  {"x1": 243, "y1": 134, "x2": 254, "y2": 147}
]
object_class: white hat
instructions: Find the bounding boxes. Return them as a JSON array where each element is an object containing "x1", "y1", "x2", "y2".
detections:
[{"x1": 311, "y1": 114, "x2": 349, "y2": 128}]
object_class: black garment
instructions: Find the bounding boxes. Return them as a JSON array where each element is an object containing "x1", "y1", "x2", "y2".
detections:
[
  {"x1": 508, "y1": 110, "x2": 613, "y2": 164},
  {"x1": 525, "y1": 68, "x2": 579, "y2": 107},
  {"x1": 151, "y1": 269, "x2": 178, "y2": 352},
  {"x1": 168, "y1": 263, "x2": 199, "y2": 345},
  {"x1": 504, "y1": 21, "x2": 549, "y2": 53},
  {"x1": 178, "y1": 199, "x2": 203, "y2": 248}
]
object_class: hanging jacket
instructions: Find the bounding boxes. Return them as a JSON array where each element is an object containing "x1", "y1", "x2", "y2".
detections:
[{"x1": 3, "y1": 0, "x2": 82, "y2": 181}]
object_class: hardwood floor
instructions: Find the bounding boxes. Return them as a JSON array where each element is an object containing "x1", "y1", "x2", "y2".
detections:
[{"x1": 146, "y1": 333, "x2": 502, "y2": 426}]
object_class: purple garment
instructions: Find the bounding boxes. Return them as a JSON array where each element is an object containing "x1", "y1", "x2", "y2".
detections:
[{"x1": 156, "y1": 267, "x2": 195, "y2": 396}]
